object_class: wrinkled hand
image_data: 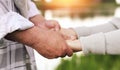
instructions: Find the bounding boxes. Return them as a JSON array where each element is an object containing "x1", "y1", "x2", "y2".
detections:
[
  {"x1": 33, "y1": 28, "x2": 73, "y2": 58},
  {"x1": 60, "y1": 28, "x2": 78, "y2": 40},
  {"x1": 6, "y1": 26, "x2": 73, "y2": 59},
  {"x1": 66, "y1": 40, "x2": 82, "y2": 52}
]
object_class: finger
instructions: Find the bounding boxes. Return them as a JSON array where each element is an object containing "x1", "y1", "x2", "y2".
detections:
[
  {"x1": 60, "y1": 53, "x2": 67, "y2": 58},
  {"x1": 37, "y1": 23, "x2": 49, "y2": 30},
  {"x1": 61, "y1": 43, "x2": 73, "y2": 57},
  {"x1": 45, "y1": 21, "x2": 55, "y2": 28},
  {"x1": 66, "y1": 46, "x2": 73, "y2": 57},
  {"x1": 53, "y1": 21, "x2": 61, "y2": 31},
  {"x1": 48, "y1": 20, "x2": 60, "y2": 28},
  {"x1": 45, "y1": 20, "x2": 61, "y2": 31},
  {"x1": 60, "y1": 33, "x2": 71, "y2": 40}
]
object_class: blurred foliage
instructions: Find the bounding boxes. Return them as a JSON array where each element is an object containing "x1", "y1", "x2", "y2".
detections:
[
  {"x1": 56, "y1": 54, "x2": 120, "y2": 70},
  {"x1": 101, "y1": 0, "x2": 115, "y2": 3},
  {"x1": 76, "y1": 2, "x2": 116, "y2": 19}
]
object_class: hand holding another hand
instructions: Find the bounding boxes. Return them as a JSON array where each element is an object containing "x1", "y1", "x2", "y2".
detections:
[
  {"x1": 31, "y1": 28, "x2": 73, "y2": 58},
  {"x1": 59, "y1": 28, "x2": 82, "y2": 52},
  {"x1": 6, "y1": 26, "x2": 73, "y2": 59}
]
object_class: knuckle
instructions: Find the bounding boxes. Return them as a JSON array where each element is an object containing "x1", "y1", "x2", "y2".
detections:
[{"x1": 67, "y1": 50, "x2": 73, "y2": 56}]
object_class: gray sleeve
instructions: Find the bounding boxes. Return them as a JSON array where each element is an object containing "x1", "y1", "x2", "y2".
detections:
[
  {"x1": 80, "y1": 29, "x2": 120, "y2": 54},
  {"x1": 74, "y1": 17, "x2": 120, "y2": 37}
]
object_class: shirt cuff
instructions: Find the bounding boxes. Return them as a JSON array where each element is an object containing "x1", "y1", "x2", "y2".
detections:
[
  {"x1": 0, "y1": 12, "x2": 34, "y2": 39},
  {"x1": 80, "y1": 32, "x2": 106, "y2": 54}
]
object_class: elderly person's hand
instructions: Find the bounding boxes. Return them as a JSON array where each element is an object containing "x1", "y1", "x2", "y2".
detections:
[{"x1": 6, "y1": 26, "x2": 73, "y2": 59}]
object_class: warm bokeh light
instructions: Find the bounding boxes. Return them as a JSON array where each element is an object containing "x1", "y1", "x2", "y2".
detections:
[
  {"x1": 51, "y1": 0, "x2": 75, "y2": 7},
  {"x1": 49, "y1": 0, "x2": 99, "y2": 8},
  {"x1": 46, "y1": 0, "x2": 52, "y2": 3},
  {"x1": 116, "y1": 0, "x2": 120, "y2": 4}
]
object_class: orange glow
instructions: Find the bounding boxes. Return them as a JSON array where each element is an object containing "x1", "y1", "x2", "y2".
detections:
[
  {"x1": 51, "y1": 0, "x2": 75, "y2": 7},
  {"x1": 49, "y1": 0, "x2": 97, "y2": 8}
]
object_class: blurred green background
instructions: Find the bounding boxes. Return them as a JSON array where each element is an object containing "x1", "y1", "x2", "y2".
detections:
[
  {"x1": 56, "y1": 54, "x2": 120, "y2": 70},
  {"x1": 33, "y1": 0, "x2": 120, "y2": 70}
]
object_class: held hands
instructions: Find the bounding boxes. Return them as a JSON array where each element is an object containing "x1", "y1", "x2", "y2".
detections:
[
  {"x1": 37, "y1": 19, "x2": 82, "y2": 52},
  {"x1": 6, "y1": 14, "x2": 81, "y2": 59},
  {"x1": 6, "y1": 26, "x2": 73, "y2": 59},
  {"x1": 29, "y1": 15, "x2": 74, "y2": 58},
  {"x1": 31, "y1": 28, "x2": 73, "y2": 59},
  {"x1": 59, "y1": 28, "x2": 82, "y2": 52},
  {"x1": 36, "y1": 20, "x2": 82, "y2": 52},
  {"x1": 34, "y1": 19, "x2": 82, "y2": 53},
  {"x1": 40, "y1": 22, "x2": 82, "y2": 52},
  {"x1": 29, "y1": 14, "x2": 81, "y2": 58}
]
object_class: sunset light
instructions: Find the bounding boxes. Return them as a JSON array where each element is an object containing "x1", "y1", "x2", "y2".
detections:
[
  {"x1": 48, "y1": 0, "x2": 98, "y2": 8},
  {"x1": 46, "y1": 0, "x2": 52, "y2": 3},
  {"x1": 51, "y1": 0, "x2": 75, "y2": 7}
]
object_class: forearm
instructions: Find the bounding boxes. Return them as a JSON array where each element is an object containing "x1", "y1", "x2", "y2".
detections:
[
  {"x1": 74, "y1": 23, "x2": 117, "y2": 38},
  {"x1": 79, "y1": 29, "x2": 120, "y2": 55},
  {"x1": 5, "y1": 26, "x2": 47, "y2": 47},
  {"x1": 29, "y1": 14, "x2": 46, "y2": 26},
  {"x1": 5, "y1": 26, "x2": 38, "y2": 46},
  {"x1": 60, "y1": 23, "x2": 117, "y2": 40},
  {"x1": 73, "y1": 17, "x2": 120, "y2": 38}
]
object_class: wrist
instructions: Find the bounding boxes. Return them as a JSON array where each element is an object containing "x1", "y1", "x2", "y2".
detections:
[
  {"x1": 29, "y1": 14, "x2": 46, "y2": 26},
  {"x1": 6, "y1": 26, "x2": 40, "y2": 47}
]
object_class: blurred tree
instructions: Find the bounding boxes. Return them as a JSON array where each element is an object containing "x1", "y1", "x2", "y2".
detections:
[
  {"x1": 56, "y1": 54, "x2": 120, "y2": 70},
  {"x1": 41, "y1": 0, "x2": 46, "y2": 3},
  {"x1": 101, "y1": 0, "x2": 115, "y2": 3}
]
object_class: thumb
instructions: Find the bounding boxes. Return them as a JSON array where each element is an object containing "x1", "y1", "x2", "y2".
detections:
[{"x1": 45, "y1": 20, "x2": 61, "y2": 31}]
